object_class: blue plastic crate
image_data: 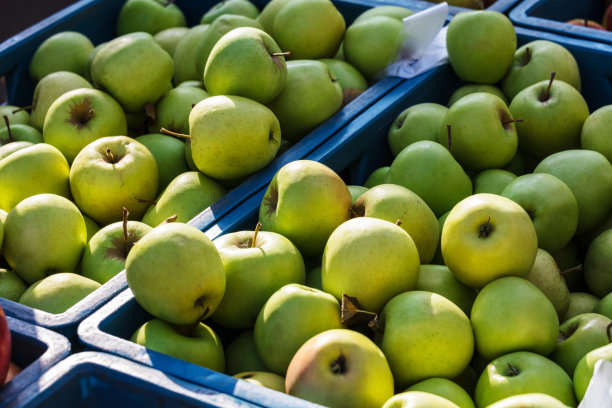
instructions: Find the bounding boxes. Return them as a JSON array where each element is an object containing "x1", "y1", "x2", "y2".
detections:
[
  {"x1": 0, "y1": 316, "x2": 71, "y2": 406},
  {"x1": 2, "y1": 351, "x2": 283, "y2": 407},
  {"x1": 510, "y1": 0, "x2": 612, "y2": 46}
]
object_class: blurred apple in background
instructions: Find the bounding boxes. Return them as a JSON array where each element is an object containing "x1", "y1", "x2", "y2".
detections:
[
  {"x1": 19, "y1": 272, "x2": 101, "y2": 314},
  {"x1": 0, "y1": 305, "x2": 10, "y2": 385}
]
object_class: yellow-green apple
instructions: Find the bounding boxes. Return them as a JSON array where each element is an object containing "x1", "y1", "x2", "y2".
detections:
[
  {"x1": 153, "y1": 27, "x2": 188, "y2": 56},
  {"x1": 69, "y1": 136, "x2": 159, "y2": 225},
  {"x1": 416, "y1": 265, "x2": 477, "y2": 316},
  {"x1": 305, "y1": 266, "x2": 322, "y2": 290},
  {"x1": 253, "y1": 283, "x2": 343, "y2": 375},
  {"x1": 2, "y1": 194, "x2": 86, "y2": 284},
  {"x1": 475, "y1": 351, "x2": 576, "y2": 407},
  {"x1": 347, "y1": 185, "x2": 368, "y2": 204},
  {"x1": 363, "y1": 166, "x2": 389, "y2": 188},
  {"x1": 584, "y1": 229, "x2": 612, "y2": 297},
  {"x1": 83, "y1": 42, "x2": 106, "y2": 83},
  {"x1": 377, "y1": 291, "x2": 473, "y2": 388},
  {"x1": 524, "y1": 249, "x2": 570, "y2": 319},
  {"x1": 116, "y1": 0, "x2": 186, "y2": 36},
  {"x1": 0, "y1": 143, "x2": 70, "y2": 212},
  {"x1": 257, "y1": 0, "x2": 290, "y2": 33},
  {"x1": 595, "y1": 292, "x2": 612, "y2": 320},
  {"x1": 471, "y1": 277, "x2": 558, "y2": 361},
  {"x1": 43, "y1": 87, "x2": 128, "y2": 163},
  {"x1": 173, "y1": 24, "x2": 212, "y2": 85},
  {"x1": 447, "y1": 84, "x2": 508, "y2": 107},
  {"x1": 18, "y1": 272, "x2": 100, "y2": 314},
  {"x1": 0, "y1": 123, "x2": 42, "y2": 145},
  {"x1": 573, "y1": 341, "x2": 612, "y2": 401},
  {"x1": 319, "y1": 59, "x2": 368, "y2": 106},
  {"x1": 29, "y1": 31, "x2": 93, "y2": 82},
  {"x1": 485, "y1": 393, "x2": 572, "y2": 408},
  {"x1": 446, "y1": 11, "x2": 516, "y2": 84},
  {"x1": 0, "y1": 305, "x2": 10, "y2": 384},
  {"x1": 150, "y1": 86, "x2": 209, "y2": 135},
  {"x1": 581, "y1": 105, "x2": 612, "y2": 164},
  {"x1": 383, "y1": 391, "x2": 460, "y2": 408},
  {"x1": 353, "y1": 5, "x2": 413, "y2": 23},
  {"x1": 0, "y1": 269, "x2": 27, "y2": 301},
  {"x1": 562, "y1": 292, "x2": 599, "y2": 323},
  {"x1": 0, "y1": 142, "x2": 32, "y2": 160},
  {"x1": 131, "y1": 318, "x2": 224, "y2": 371},
  {"x1": 387, "y1": 103, "x2": 448, "y2": 156},
  {"x1": 225, "y1": 329, "x2": 267, "y2": 375},
  {"x1": 441, "y1": 194, "x2": 538, "y2": 288},
  {"x1": 211, "y1": 228, "x2": 306, "y2": 330},
  {"x1": 472, "y1": 169, "x2": 516, "y2": 195},
  {"x1": 201, "y1": 0, "x2": 259, "y2": 24},
  {"x1": 0, "y1": 106, "x2": 29, "y2": 130},
  {"x1": 285, "y1": 328, "x2": 394, "y2": 407},
  {"x1": 135, "y1": 133, "x2": 190, "y2": 194},
  {"x1": 234, "y1": 371, "x2": 284, "y2": 392},
  {"x1": 83, "y1": 215, "x2": 100, "y2": 243},
  {"x1": 407, "y1": 378, "x2": 475, "y2": 408},
  {"x1": 259, "y1": 160, "x2": 352, "y2": 258}
]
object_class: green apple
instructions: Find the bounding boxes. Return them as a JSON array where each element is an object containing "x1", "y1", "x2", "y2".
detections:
[
  {"x1": 386, "y1": 140, "x2": 472, "y2": 217},
  {"x1": 319, "y1": 59, "x2": 368, "y2": 106},
  {"x1": 285, "y1": 328, "x2": 394, "y2": 407},
  {"x1": 176, "y1": 80, "x2": 203, "y2": 89},
  {"x1": 82, "y1": 214, "x2": 100, "y2": 243},
  {"x1": 431, "y1": 211, "x2": 450, "y2": 265},
  {"x1": 136, "y1": 133, "x2": 191, "y2": 194},
  {"x1": 267, "y1": 60, "x2": 343, "y2": 142},
  {"x1": 594, "y1": 292, "x2": 612, "y2": 320},
  {"x1": 83, "y1": 42, "x2": 106, "y2": 83},
  {"x1": 150, "y1": 86, "x2": 209, "y2": 135},
  {"x1": 534, "y1": 149, "x2": 612, "y2": 236},
  {"x1": 305, "y1": 266, "x2": 322, "y2": 290},
  {"x1": 173, "y1": 24, "x2": 212, "y2": 85},
  {"x1": 211, "y1": 229, "x2": 305, "y2": 330},
  {"x1": 472, "y1": 169, "x2": 516, "y2": 195},
  {"x1": 19, "y1": 272, "x2": 100, "y2": 314},
  {"x1": 2, "y1": 194, "x2": 86, "y2": 284},
  {"x1": 0, "y1": 141, "x2": 33, "y2": 160},
  {"x1": 584, "y1": 229, "x2": 612, "y2": 297},
  {"x1": 446, "y1": 11, "x2": 516, "y2": 84},
  {"x1": 575, "y1": 211, "x2": 612, "y2": 255},
  {"x1": 234, "y1": 371, "x2": 284, "y2": 392},
  {"x1": 0, "y1": 269, "x2": 27, "y2": 301},
  {"x1": 43, "y1": 88, "x2": 128, "y2": 163},
  {"x1": 501, "y1": 173, "x2": 579, "y2": 254},
  {"x1": 416, "y1": 265, "x2": 477, "y2": 316},
  {"x1": 574, "y1": 341, "x2": 612, "y2": 401},
  {"x1": 441, "y1": 194, "x2": 538, "y2": 289},
  {"x1": 131, "y1": 318, "x2": 224, "y2": 371},
  {"x1": 29, "y1": 71, "x2": 92, "y2": 130},
  {"x1": 378, "y1": 291, "x2": 474, "y2": 388},
  {"x1": 257, "y1": 0, "x2": 290, "y2": 33},
  {"x1": 525, "y1": 249, "x2": 570, "y2": 319},
  {"x1": 259, "y1": 160, "x2": 352, "y2": 258},
  {"x1": 29, "y1": 31, "x2": 94, "y2": 82},
  {"x1": 91, "y1": 32, "x2": 174, "y2": 112},
  {"x1": 562, "y1": 292, "x2": 599, "y2": 323},
  {"x1": 204, "y1": 27, "x2": 287, "y2": 104},
  {"x1": 201, "y1": 0, "x2": 259, "y2": 24},
  {"x1": 125, "y1": 222, "x2": 225, "y2": 325},
  {"x1": 485, "y1": 393, "x2": 571, "y2": 408},
  {"x1": 70, "y1": 136, "x2": 159, "y2": 225},
  {"x1": 447, "y1": 84, "x2": 508, "y2": 107},
  {"x1": 0, "y1": 123, "x2": 43, "y2": 146},
  {"x1": 322, "y1": 217, "x2": 420, "y2": 313},
  {"x1": 581, "y1": 105, "x2": 612, "y2": 164},
  {"x1": 0, "y1": 143, "x2": 70, "y2": 212},
  {"x1": 475, "y1": 351, "x2": 576, "y2": 407},
  {"x1": 116, "y1": 0, "x2": 186, "y2": 36},
  {"x1": 387, "y1": 103, "x2": 448, "y2": 156},
  {"x1": 383, "y1": 391, "x2": 460, "y2": 408},
  {"x1": 353, "y1": 183, "x2": 439, "y2": 264},
  {"x1": 502, "y1": 40, "x2": 581, "y2": 101},
  {"x1": 353, "y1": 5, "x2": 413, "y2": 23},
  {"x1": 253, "y1": 283, "x2": 343, "y2": 375},
  {"x1": 363, "y1": 166, "x2": 389, "y2": 188},
  {"x1": 407, "y1": 378, "x2": 475, "y2": 408},
  {"x1": 438, "y1": 93, "x2": 518, "y2": 171},
  {"x1": 225, "y1": 329, "x2": 267, "y2": 375},
  {"x1": 189, "y1": 95, "x2": 280, "y2": 181},
  {"x1": 272, "y1": 0, "x2": 344, "y2": 60},
  {"x1": 347, "y1": 185, "x2": 368, "y2": 204},
  {"x1": 0, "y1": 106, "x2": 29, "y2": 130},
  {"x1": 153, "y1": 27, "x2": 189, "y2": 56}
]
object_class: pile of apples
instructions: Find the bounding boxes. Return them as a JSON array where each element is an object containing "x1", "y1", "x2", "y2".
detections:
[{"x1": 565, "y1": 0, "x2": 612, "y2": 31}]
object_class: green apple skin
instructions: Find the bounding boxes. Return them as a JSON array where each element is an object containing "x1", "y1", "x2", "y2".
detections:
[
  {"x1": 387, "y1": 103, "x2": 448, "y2": 156},
  {"x1": 204, "y1": 27, "x2": 287, "y2": 104},
  {"x1": 319, "y1": 59, "x2": 368, "y2": 105},
  {"x1": 135, "y1": 134, "x2": 191, "y2": 194},
  {"x1": 131, "y1": 318, "x2": 224, "y2": 372},
  {"x1": 0, "y1": 106, "x2": 29, "y2": 130},
  {"x1": 2, "y1": 194, "x2": 87, "y2": 284},
  {"x1": 19, "y1": 272, "x2": 100, "y2": 314},
  {"x1": 550, "y1": 312, "x2": 612, "y2": 375},
  {"x1": 379, "y1": 291, "x2": 474, "y2": 388},
  {"x1": 126, "y1": 222, "x2": 225, "y2": 325},
  {"x1": 502, "y1": 40, "x2": 581, "y2": 101},
  {"x1": 211, "y1": 230, "x2": 306, "y2": 330},
  {"x1": 253, "y1": 283, "x2": 343, "y2": 375},
  {"x1": 225, "y1": 329, "x2": 268, "y2": 375},
  {"x1": 116, "y1": 0, "x2": 186, "y2": 36},
  {"x1": 177, "y1": 80, "x2": 203, "y2": 89},
  {"x1": 69, "y1": 136, "x2": 159, "y2": 226},
  {"x1": 91, "y1": 32, "x2": 174, "y2": 112},
  {"x1": 81, "y1": 221, "x2": 152, "y2": 284},
  {"x1": 43, "y1": 88, "x2": 128, "y2": 163},
  {"x1": 485, "y1": 393, "x2": 572, "y2": 408},
  {"x1": 29, "y1": 31, "x2": 94, "y2": 82},
  {"x1": 0, "y1": 124, "x2": 42, "y2": 146},
  {"x1": 189, "y1": 95, "x2": 281, "y2": 181},
  {"x1": 441, "y1": 194, "x2": 538, "y2": 289},
  {"x1": 475, "y1": 351, "x2": 576, "y2": 408},
  {"x1": 581, "y1": 105, "x2": 612, "y2": 164},
  {"x1": 407, "y1": 378, "x2": 474, "y2": 408},
  {"x1": 267, "y1": 60, "x2": 343, "y2": 142},
  {"x1": 503, "y1": 150, "x2": 528, "y2": 176},
  {"x1": 29, "y1": 71, "x2": 92, "y2": 130},
  {"x1": 353, "y1": 183, "x2": 439, "y2": 264},
  {"x1": 343, "y1": 16, "x2": 403, "y2": 80},
  {"x1": 448, "y1": 84, "x2": 508, "y2": 107},
  {"x1": 285, "y1": 328, "x2": 394, "y2": 408},
  {"x1": 272, "y1": 0, "x2": 344, "y2": 60},
  {"x1": 0, "y1": 143, "x2": 70, "y2": 212},
  {"x1": 0, "y1": 142, "x2": 33, "y2": 160},
  {"x1": 173, "y1": 25, "x2": 212, "y2": 85},
  {"x1": 386, "y1": 140, "x2": 473, "y2": 217},
  {"x1": 383, "y1": 391, "x2": 460, "y2": 408},
  {"x1": 416, "y1": 265, "x2": 477, "y2": 317},
  {"x1": 471, "y1": 277, "x2": 559, "y2": 361},
  {"x1": 154, "y1": 27, "x2": 189, "y2": 57},
  {"x1": 84, "y1": 42, "x2": 106, "y2": 83},
  {"x1": 259, "y1": 160, "x2": 352, "y2": 258},
  {"x1": 594, "y1": 292, "x2": 612, "y2": 320},
  {"x1": 438, "y1": 93, "x2": 518, "y2": 171},
  {"x1": 141, "y1": 171, "x2": 226, "y2": 227},
  {"x1": 347, "y1": 185, "x2": 368, "y2": 204},
  {"x1": 446, "y1": 11, "x2": 516, "y2": 84},
  {"x1": 234, "y1": 371, "x2": 285, "y2": 392},
  {"x1": 150, "y1": 86, "x2": 209, "y2": 135},
  {"x1": 525, "y1": 249, "x2": 570, "y2": 319},
  {"x1": 322, "y1": 217, "x2": 420, "y2": 313},
  {"x1": 353, "y1": 5, "x2": 413, "y2": 23},
  {"x1": 0, "y1": 269, "x2": 27, "y2": 302},
  {"x1": 584, "y1": 229, "x2": 612, "y2": 297},
  {"x1": 201, "y1": 0, "x2": 259, "y2": 24},
  {"x1": 363, "y1": 166, "x2": 389, "y2": 189},
  {"x1": 501, "y1": 173, "x2": 579, "y2": 254},
  {"x1": 82, "y1": 215, "x2": 100, "y2": 243},
  {"x1": 535, "y1": 149, "x2": 612, "y2": 236},
  {"x1": 472, "y1": 169, "x2": 516, "y2": 195},
  {"x1": 574, "y1": 342, "x2": 612, "y2": 401},
  {"x1": 562, "y1": 292, "x2": 599, "y2": 323},
  {"x1": 509, "y1": 79, "x2": 589, "y2": 159}
]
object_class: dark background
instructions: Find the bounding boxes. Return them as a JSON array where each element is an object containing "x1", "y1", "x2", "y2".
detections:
[{"x1": 0, "y1": 0, "x2": 80, "y2": 43}]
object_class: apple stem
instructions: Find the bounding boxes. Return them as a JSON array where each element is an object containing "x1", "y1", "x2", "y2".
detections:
[
  {"x1": 607, "y1": 322, "x2": 612, "y2": 343},
  {"x1": 544, "y1": 72, "x2": 556, "y2": 101},
  {"x1": 11, "y1": 105, "x2": 32, "y2": 114},
  {"x1": 478, "y1": 216, "x2": 494, "y2": 238},
  {"x1": 395, "y1": 219, "x2": 402, "y2": 227},
  {"x1": 502, "y1": 118, "x2": 523, "y2": 126},
  {"x1": 560, "y1": 264, "x2": 582, "y2": 276},
  {"x1": 446, "y1": 125, "x2": 452, "y2": 150},
  {"x1": 105, "y1": 148, "x2": 116, "y2": 163},
  {"x1": 2, "y1": 115, "x2": 14, "y2": 142},
  {"x1": 506, "y1": 363, "x2": 520, "y2": 376},
  {"x1": 85, "y1": 108, "x2": 95, "y2": 123},
  {"x1": 525, "y1": 47, "x2": 531, "y2": 62},
  {"x1": 251, "y1": 221, "x2": 262, "y2": 248},
  {"x1": 122, "y1": 206, "x2": 129, "y2": 246},
  {"x1": 271, "y1": 51, "x2": 291, "y2": 57},
  {"x1": 160, "y1": 127, "x2": 190, "y2": 139},
  {"x1": 161, "y1": 214, "x2": 178, "y2": 224},
  {"x1": 134, "y1": 197, "x2": 157, "y2": 205}
]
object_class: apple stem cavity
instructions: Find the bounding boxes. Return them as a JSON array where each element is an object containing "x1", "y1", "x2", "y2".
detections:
[
  {"x1": 478, "y1": 216, "x2": 494, "y2": 238},
  {"x1": 2, "y1": 115, "x2": 14, "y2": 142},
  {"x1": 540, "y1": 72, "x2": 556, "y2": 102},
  {"x1": 521, "y1": 47, "x2": 531, "y2": 66},
  {"x1": 251, "y1": 221, "x2": 262, "y2": 248},
  {"x1": 446, "y1": 125, "x2": 452, "y2": 150},
  {"x1": 330, "y1": 354, "x2": 347, "y2": 375},
  {"x1": 506, "y1": 363, "x2": 520, "y2": 376},
  {"x1": 560, "y1": 264, "x2": 583, "y2": 276},
  {"x1": 160, "y1": 127, "x2": 190, "y2": 140}
]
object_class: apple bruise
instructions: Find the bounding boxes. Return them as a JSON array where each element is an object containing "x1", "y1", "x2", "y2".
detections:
[{"x1": 66, "y1": 96, "x2": 95, "y2": 130}]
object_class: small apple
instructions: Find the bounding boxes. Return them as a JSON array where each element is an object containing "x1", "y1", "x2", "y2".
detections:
[
  {"x1": 383, "y1": 392, "x2": 460, "y2": 408},
  {"x1": 406, "y1": 378, "x2": 474, "y2": 408},
  {"x1": 173, "y1": 24, "x2": 214, "y2": 85},
  {"x1": 416, "y1": 265, "x2": 477, "y2": 317},
  {"x1": 135, "y1": 133, "x2": 191, "y2": 194},
  {"x1": 447, "y1": 84, "x2": 508, "y2": 107},
  {"x1": 524, "y1": 249, "x2": 570, "y2": 319},
  {"x1": 0, "y1": 106, "x2": 29, "y2": 130},
  {"x1": 573, "y1": 340, "x2": 612, "y2": 401},
  {"x1": 116, "y1": 0, "x2": 186, "y2": 36},
  {"x1": 0, "y1": 269, "x2": 27, "y2": 302},
  {"x1": 562, "y1": 292, "x2": 599, "y2": 323},
  {"x1": 363, "y1": 166, "x2": 389, "y2": 189},
  {"x1": 387, "y1": 103, "x2": 448, "y2": 156},
  {"x1": 225, "y1": 329, "x2": 267, "y2": 375},
  {"x1": 19, "y1": 272, "x2": 101, "y2": 314},
  {"x1": 201, "y1": 0, "x2": 259, "y2": 24},
  {"x1": 584, "y1": 229, "x2": 612, "y2": 298},
  {"x1": 29, "y1": 31, "x2": 94, "y2": 82},
  {"x1": 581, "y1": 105, "x2": 612, "y2": 168},
  {"x1": 153, "y1": 27, "x2": 189, "y2": 56},
  {"x1": 319, "y1": 59, "x2": 368, "y2": 106},
  {"x1": 234, "y1": 371, "x2": 285, "y2": 392},
  {"x1": 472, "y1": 169, "x2": 517, "y2": 195}
]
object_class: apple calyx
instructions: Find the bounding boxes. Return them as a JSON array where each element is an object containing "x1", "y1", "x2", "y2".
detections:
[
  {"x1": 341, "y1": 294, "x2": 377, "y2": 326},
  {"x1": 560, "y1": 264, "x2": 583, "y2": 276},
  {"x1": 478, "y1": 216, "x2": 494, "y2": 238},
  {"x1": 160, "y1": 127, "x2": 190, "y2": 140},
  {"x1": 505, "y1": 363, "x2": 520, "y2": 377},
  {"x1": 446, "y1": 125, "x2": 452, "y2": 150},
  {"x1": 539, "y1": 72, "x2": 557, "y2": 102},
  {"x1": 330, "y1": 354, "x2": 347, "y2": 375},
  {"x1": 2, "y1": 115, "x2": 15, "y2": 143},
  {"x1": 160, "y1": 214, "x2": 178, "y2": 225}
]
